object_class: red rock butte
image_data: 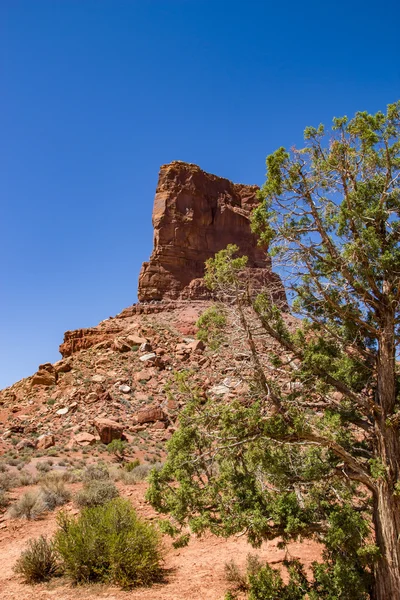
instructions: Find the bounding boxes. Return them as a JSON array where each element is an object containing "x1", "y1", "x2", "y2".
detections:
[{"x1": 138, "y1": 161, "x2": 286, "y2": 304}]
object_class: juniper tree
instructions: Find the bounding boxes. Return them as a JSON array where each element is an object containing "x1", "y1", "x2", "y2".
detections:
[{"x1": 148, "y1": 102, "x2": 400, "y2": 600}]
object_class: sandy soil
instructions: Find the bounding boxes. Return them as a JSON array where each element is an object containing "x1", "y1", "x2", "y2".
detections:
[{"x1": 0, "y1": 482, "x2": 321, "y2": 600}]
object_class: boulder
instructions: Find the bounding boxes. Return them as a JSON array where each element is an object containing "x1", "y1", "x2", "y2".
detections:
[
  {"x1": 139, "y1": 352, "x2": 157, "y2": 362},
  {"x1": 16, "y1": 438, "x2": 36, "y2": 451},
  {"x1": 136, "y1": 407, "x2": 166, "y2": 424},
  {"x1": 134, "y1": 369, "x2": 154, "y2": 382},
  {"x1": 112, "y1": 338, "x2": 131, "y2": 353},
  {"x1": 119, "y1": 385, "x2": 131, "y2": 394},
  {"x1": 54, "y1": 358, "x2": 73, "y2": 373},
  {"x1": 139, "y1": 342, "x2": 152, "y2": 353},
  {"x1": 74, "y1": 432, "x2": 97, "y2": 446},
  {"x1": 31, "y1": 365, "x2": 57, "y2": 387},
  {"x1": 126, "y1": 334, "x2": 148, "y2": 346},
  {"x1": 37, "y1": 433, "x2": 55, "y2": 450},
  {"x1": 94, "y1": 418, "x2": 124, "y2": 444},
  {"x1": 187, "y1": 339, "x2": 205, "y2": 353}
]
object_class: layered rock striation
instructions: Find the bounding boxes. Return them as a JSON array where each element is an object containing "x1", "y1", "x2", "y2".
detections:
[{"x1": 138, "y1": 161, "x2": 286, "y2": 304}]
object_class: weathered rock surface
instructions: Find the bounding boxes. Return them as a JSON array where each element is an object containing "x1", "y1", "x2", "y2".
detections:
[
  {"x1": 31, "y1": 364, "x2": 57, "y2": 387},
  {"x1": 138, "y1": 161, "x2": 286, "y2": 304},
  {"x1": 94, "y1": 417, "x2": 124, "y2": 444},
  {"x1": 37, "y1": 433, "x2": 55, "y2": 450},
  {"x1": 136, "y1": 407, "x2": 166, "y2": 424}
]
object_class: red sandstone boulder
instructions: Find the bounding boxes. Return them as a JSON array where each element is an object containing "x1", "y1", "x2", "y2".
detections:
[
  {"x1": 31, "y1": 364, "x2": 57, "y2": 387},
  {"x1": 126, "y1": 334, "x2": 148, "y2": 346},
  {"x1": 112, "y1": 337, "x2": 131, "y2": 353},
  {"x1": 16, "y1": 438, "x2": 36, "y2": 451},
  {"x1": 136, "y1": 407, "x2": 166, "y2": 424},
  {"x1": 94, "y1": 418, "x2": 124, "y2": 444},
  {"x1": 73, "y1": 432, "x2": 97, "y2": 447},
  {"x1": 37, "y1": 433, "x2": 55, "y2": 450}
]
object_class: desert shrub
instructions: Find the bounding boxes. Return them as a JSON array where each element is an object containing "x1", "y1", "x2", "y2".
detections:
[
  {"x1": 120, "y1": 463, "x2": 153, "y2": 484},
  {"x1": 9, "y1": 490, "x2": 47, "y2": 520},
  {"x1": 225, "y1": 560, "x2": 249, "y2": 592},
  {"x1": 108, "y1": 464, "x2": 123, "y2": 481},
  {"x1": 82, "y1": 463, "x2": 110, "y2": 482},
  {"x1": 18, "y1": 471, "x2": 37, "y2": 486},
  {"x1": 224, "y1": 555, "x2": 310, "y2": 600},
  {"x1": 14, "y1": 536, "x2": 58, "y2": 583},
  {"x1": 0, "y1": 462, "x2": 7, "y2": 472},
  {"x1": 54, "y1": 498, "x2": 162, "y2": 587},
  {"x1": 225, "y1": 554, "x2": 263, "y2": 593},
  {"x1": 125, "y1": 458, "x2": 140, "y2": 472},
  {"x1": 107, "y1": 439, "x2": 126, "y2": 461},
  {"x1": 0, "y1": 471, "x2": 17, "y2": 491},
  {"x1": 36, "y1": 461, "x2": 52, "y2": 473},
  {"x1": 75, "y1": 479, "x2": 119, "y2": 508},
  {"x1": 196, "y1": 305, "x2": 226, "y2": 350},
  {"x1": 40, "y1": 474, "x2": 71, "y2": 509},
  {"x1": 0, "y1": 490, "x2": 10, "y2": 509}
]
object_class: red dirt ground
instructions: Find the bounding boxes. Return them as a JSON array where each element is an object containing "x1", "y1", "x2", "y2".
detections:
[{"x1": 0, "y1": 482, "x2": 321, "y2": 600}]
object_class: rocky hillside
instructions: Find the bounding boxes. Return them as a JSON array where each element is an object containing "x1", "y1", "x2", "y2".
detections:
[{"x1": 0, "y1": 163, "x2": 286, "y2": 457}]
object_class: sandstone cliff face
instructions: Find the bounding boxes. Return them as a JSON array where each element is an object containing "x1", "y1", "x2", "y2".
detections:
[{"x1": 138, "y1": 162, "x2": 286, "y2": 304}]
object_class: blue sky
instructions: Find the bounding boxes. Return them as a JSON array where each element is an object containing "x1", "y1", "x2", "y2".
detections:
[{"x1": 1, "y1": 0, "x2": 399, "y2": 389}]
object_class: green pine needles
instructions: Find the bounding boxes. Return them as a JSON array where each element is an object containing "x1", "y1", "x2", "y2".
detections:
[{"x1": 148, "y1": 101, "x2": 400, "y2": 600}]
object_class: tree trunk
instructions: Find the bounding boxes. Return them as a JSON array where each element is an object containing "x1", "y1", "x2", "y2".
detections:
[
  {"x1": 373, "y1": 307, "x2": 400, "y2": 599},
  {"x1": 372, "y1": 481, "x2": 400, "y2": 600}
]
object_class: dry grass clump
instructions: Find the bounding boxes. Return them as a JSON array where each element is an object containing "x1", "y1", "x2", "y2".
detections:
[
  {"x1": 9, "y1": 490, "x2": 48, "y2": 520},
  {"x1": 14, "y1": 536, "x2": 59, "y2": 583},
  {"x1": 0, "y1": 490, "x2": 10, "y2": 509},
  {"x1": 36, "y1": 461, "x2": 52, "y2": 473},
  {"x1": 82, "y1": 463, "x2": 110, "y2": 482},
  {"x1": 120, "y1": 462, "x2": 161, "y2": 485},
  {"x1": 40, "y1": 473, "x2": 71, "y2": 509},
  {"x1": 0, "y1": 471, "x2": 17, "y2": 491},
  {"x1": 9, "y1": 473, "x2": 71, "y2": 519},
  {"x1": 225, "y1": 554, "x2": 263, "y2": 594},
  {"x1": 17, "y1": 471, "x2": 38, "y2": 487},
  {"x1": 75, "y1": 479, "x2": 119, "y2": 508}
]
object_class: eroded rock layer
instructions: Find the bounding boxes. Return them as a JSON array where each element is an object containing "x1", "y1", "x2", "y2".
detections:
[{"x1": 138, "y1": 161, "x2": 285, "y2": 303}]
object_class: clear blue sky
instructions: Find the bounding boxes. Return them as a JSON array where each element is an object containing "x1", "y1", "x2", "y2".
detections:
[{"x1": 1, "y1": 0, "x2": 399, "y2": 389}]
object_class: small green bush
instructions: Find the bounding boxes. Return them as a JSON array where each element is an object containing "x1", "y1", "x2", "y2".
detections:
[
  {"x1": 125, "y1": 458, "x2": 140, "y2": 472},
  {"x1": 196, "y1": 305, "x2": 226, "y2": 350},
  {"x1": 107, "y1": 439, "x2": 126, "y2": 461},
  {"x1": 75, "y1": 479, "x2": 119, "y2": 508},
  {"x1": 14, "y1": 536, "x2": 58, "y2": 583},
  {"x1": 55, "y1": 498, "x2": 162, "y2": 587}
]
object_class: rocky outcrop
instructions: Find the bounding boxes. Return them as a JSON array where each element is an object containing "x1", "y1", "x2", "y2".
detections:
[
  {"x1": 59, "y1": 326, "x2": 122, "y2": 358},
  {"x1": 31, "y1": 363, "x2": 57, "y2": 387},
  {"x1": 138, "y1": 161, "x2": 286, "y2": 304}
]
